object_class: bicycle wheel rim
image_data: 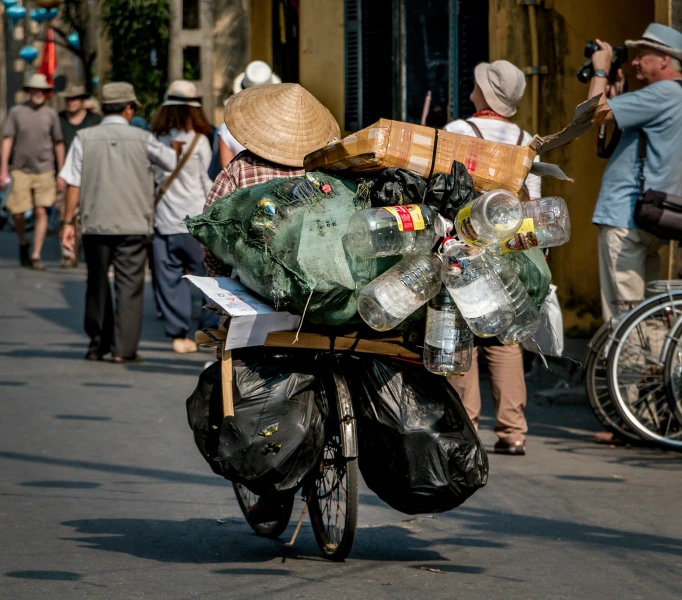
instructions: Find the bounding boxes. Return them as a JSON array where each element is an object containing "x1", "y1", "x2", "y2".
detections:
[
  {"x1": 663, "y1": 314, "x2": 682, "y2": 425},
  {"x1": 233, "y1": 483, "x2": 293, "y2": 538},
  {"x1": 606, "y1": 295, "x2": 682, "y2": 449},
  {"x1": 584, "y1": 323, "x2": 640, "y2": 442}
]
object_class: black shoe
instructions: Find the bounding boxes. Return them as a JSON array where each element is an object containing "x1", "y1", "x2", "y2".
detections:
[
  {"x1": 19, "y1": 244, "x2": 30, "y2": 267},
  {"x1": 112, "y1": 354, "x2": 144, "y2": 364},
  {"x1": 84, "y1": 351, "x2": 104, "y2": 361},
  {"x1": 494, "y1": 440, "x2": 526, "y2": 455}
]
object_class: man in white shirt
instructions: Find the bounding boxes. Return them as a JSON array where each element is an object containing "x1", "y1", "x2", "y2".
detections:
[
  {"x1": 445, "y1": 60, "x2": 537, "y2": 456},
  {"x1": 60, "y1": 82, "x2": 179, "y2": 363}
]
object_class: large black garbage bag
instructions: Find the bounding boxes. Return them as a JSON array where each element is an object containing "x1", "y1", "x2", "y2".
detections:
[
  {"x1": 368, "y1": 168, "x2": 427, "y2": 206},
  {"x1": 186, "y1": 359, "x2": 327, "y2": 495},
  {"x1": 424, "y1": 161, "x2": 476, "y2": 222},
  {"x1": 347, "y1": 356, "x2": 488, "y2": 515}
]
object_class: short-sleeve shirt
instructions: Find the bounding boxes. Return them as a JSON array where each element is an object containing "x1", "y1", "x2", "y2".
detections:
[
  {"x1": 59, "y1": 110, "x2": 101, "y2": 153},
  {"x1": 593, "y1": 79, "x2": 682, "y2": 229},
  {"x1": 444, "y1": 117, "x2": 542, "y2": 199},
  {"x1": 3, "y1": 103, "x2": 63, "y2": 173}
]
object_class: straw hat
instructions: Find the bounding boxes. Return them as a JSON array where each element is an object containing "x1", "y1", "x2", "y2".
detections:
[
  {"x1": 225, "y1": 83, "x2": 340, "y2": 168},
  {"x1": 163, "y1": 80, "x2": 202, "y2": 107},
  {"x1": 61, "y1": 84, "x2": 88, "y2": 100},
  {"x1": 474, "y1": 60, "x2": 526, "y2": 117},
  {"x1": 233, "y1": 60, "x2": 281, "y2": 95},
  {"x1": 24, "y1": 73, "x2": 53, "y2": 91}
]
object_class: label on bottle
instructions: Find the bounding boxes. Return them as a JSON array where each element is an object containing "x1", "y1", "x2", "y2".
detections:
[
  {"x1": 498, "y1": 218, "x2": 538, "y2": 253},
  {"x1": 456, "y1": 204, "x2": 486, "y2": 247},
  {"x1": 384, "y1": 205, "x2": 425, "y2": 232}
]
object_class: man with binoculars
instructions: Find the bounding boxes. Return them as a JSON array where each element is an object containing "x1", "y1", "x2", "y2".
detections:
[{"x1": 589, "y1": 24, "x2": 682, "y2": 321}]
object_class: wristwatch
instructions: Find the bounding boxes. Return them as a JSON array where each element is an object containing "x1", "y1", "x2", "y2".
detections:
[
  {"x1": 61, "y1": 220, "x2": 75, "y2": 226},
  {"x1": 594, "y1": 69, "x2": 608, "y2": 78}
]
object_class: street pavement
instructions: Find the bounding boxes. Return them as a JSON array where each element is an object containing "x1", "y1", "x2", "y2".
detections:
[{"x1": 1, "y1": 230, "x2": 682, "y2": 600}]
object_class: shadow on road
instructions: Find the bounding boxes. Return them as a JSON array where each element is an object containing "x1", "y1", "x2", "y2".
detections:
[{"x1": 5, "y1": 570, "x2": 81, "y2": 581}]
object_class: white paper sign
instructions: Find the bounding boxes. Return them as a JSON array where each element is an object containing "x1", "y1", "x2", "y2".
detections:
[{"x1": 185, "y1": 276, "x2": 301, "y2": 349}]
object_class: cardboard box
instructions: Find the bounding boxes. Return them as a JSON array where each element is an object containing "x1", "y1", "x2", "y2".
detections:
[{"x1": 304, "y1": 95, "x2": 607, "y2": 195}]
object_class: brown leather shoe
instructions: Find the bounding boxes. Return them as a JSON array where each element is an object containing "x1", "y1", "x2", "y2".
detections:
[{"x1": 593, "y1": 431, "x2": 627, "y2": 446}]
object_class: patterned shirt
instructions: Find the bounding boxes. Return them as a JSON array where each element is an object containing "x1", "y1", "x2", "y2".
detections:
[{"x1": 203, "y1": 150, "x2": 304, "y2": 276}]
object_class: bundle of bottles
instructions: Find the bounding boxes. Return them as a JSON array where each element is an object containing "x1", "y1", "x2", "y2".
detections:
[{"x1": 345, "y1": 189, "x2": 570, "y2": 376}]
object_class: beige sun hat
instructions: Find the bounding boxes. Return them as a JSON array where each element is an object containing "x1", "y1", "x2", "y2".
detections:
[
  {"x1": 474, "y1": 60, "x2": 526, "y2": 117},
  {"x1": 225, "y1": 83, "x2": 340, "y2": 168},
  {"x1": 232, "y1": 60, "x2": 282, "y2": 95},
  {"x1": 61, "y1": 84, "x2": 88, "y2": 100},
  {"x1": 24, "y1": 73, "x2": 53, "y2": 91},
  {"x1": 102, "y1": 82, "x2": 141, "y2": 107},
  {"x1": 163, "y1": 80, "x2": 202, "y2": 108},
  {"x1": 626, "y1": 23, "x2": 682, "y2": 61}
]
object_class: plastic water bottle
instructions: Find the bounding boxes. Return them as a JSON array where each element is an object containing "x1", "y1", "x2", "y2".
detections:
[
  {"x1": 454, "y1": 189, "x2": 523, "y2": 248},
  {"x1": 423, "y1": 286, "x2": 474, "y2": 375},
  {"x1": 440, "y1": 239, "x2": 514, "y2": 337},
  {"x1": 494, "y1": 196, "x2": 571, "y2": 253},
  {"x1": 357, "y1": 254, "x2": 443, "y2": 331},
  {"x1": 346, "y1": 204, "x2": 452, "y2": 258},
  {"x1": 485, "y1": 253, "x2": 541, "y2": 344}
]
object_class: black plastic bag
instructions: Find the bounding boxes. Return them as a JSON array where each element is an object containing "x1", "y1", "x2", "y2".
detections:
[
  {"x1": 424, "y1": 161, "x2": 475, "y2": 222},
  {"x1": 346, "y1": 356, "x2": 488, "y2": 515},
  {"x1": 186, "y1": 358, "x2": 327, "y2": 495},
  {"x1": 369, "y1": 168, "x2": 427, "y2": 206}
]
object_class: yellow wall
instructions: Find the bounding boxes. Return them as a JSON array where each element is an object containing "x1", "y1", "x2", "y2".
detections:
[
  {"x1": 491, "y1": 0, "x2": 656, "y2": 335},
  {"x1": 299, "y1": 0, "x2": 345, "y2": 131},
  {"x1": 249, "y1": 0, "x2": 273, "y2": 64}
]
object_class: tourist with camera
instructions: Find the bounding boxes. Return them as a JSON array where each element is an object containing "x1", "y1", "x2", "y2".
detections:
[{"x1": 589, "y1": 24, "x2": 682, "y2": 321}]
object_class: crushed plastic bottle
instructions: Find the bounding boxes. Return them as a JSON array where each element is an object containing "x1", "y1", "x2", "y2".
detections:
[
  {"x1": 485, "y1": 253, "x2": 541, "y2": 344},
  {"x1": 346, "y1": 204, "x2": 452, "y2": 258},
  {"x1": 357, "y1": 254, "x2": 442, "y2": 331},
  {"x1": 423, "y1": 286, "x2": 474, "y2": 375},
  {"x1": 493, "y1": 196, "x2": 571, "y2": 253},
  {"x1": 454, "y1": 189, "x2": 523, "y2": 248},
  {"x1": 440, "y1": 238, "x2": 514, "y2": 337}
]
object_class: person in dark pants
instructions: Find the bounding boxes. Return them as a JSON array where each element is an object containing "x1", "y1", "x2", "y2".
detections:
[
  {"x1": 150, "y1": 80, "x2": 219, "y2": 353},
  {"x1": 59, "y1": 82, "x2": 179, "y2": 363}
]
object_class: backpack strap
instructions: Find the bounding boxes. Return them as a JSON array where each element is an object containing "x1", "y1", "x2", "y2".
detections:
[
  {"x1": 516, "y1": 126, "x2": 525, "y2": 146},
  {"x1": 465, "y1": 120, "x2": 484, "y2": 138}
]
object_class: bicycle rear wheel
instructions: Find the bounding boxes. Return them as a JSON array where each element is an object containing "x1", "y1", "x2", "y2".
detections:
[
  {"x1": 584, "y1": 321, "x2": 640, "y2": 442},
  {"x1": 606, "y1": 293, "x2": 682, "y2": 449},
  {"x1": 304, "y1": 368, "x2": 359, "y2": 561},
  {"x1": 233, "y1": 483, "x2": 295, "y2": 538},
  {"x1": 663, "y1": 314, "x2": 682, "y2": 426}
]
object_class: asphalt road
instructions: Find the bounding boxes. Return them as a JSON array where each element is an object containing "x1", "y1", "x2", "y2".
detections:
[{"x1": 1, "y1": 231, "x2": 681, "y2": 600}]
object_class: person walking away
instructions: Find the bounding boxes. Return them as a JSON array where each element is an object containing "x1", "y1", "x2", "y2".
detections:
[
  {"x1": 150, "y1": 81, "x2": 220, "y2": 354},
  {"x1": 444, "y1": 60, "x2": 539, "y2": 456},
  {"x1": 203, "y1": 83, "x2": 339, "y2": 520},
  {"x1": 587, "y1": 24, "x2": 682, "y2": 443},
  {"x1": 59, "y1": 82, "x2": 179, "y2": 363},
  {"x1": 56, "y1": 84, "x2": 102, "y2": 267},
  {"x1": 0, "y1": 74, "x2": 65, "y2": 269},
  {"x1": 208, "y1": 61, "x2": 280, "y2": 179}
]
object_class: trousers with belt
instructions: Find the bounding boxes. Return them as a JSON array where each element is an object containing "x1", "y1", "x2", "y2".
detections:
[{"x1": 82, "y1": 234, "x2": 149, "y2": 358}]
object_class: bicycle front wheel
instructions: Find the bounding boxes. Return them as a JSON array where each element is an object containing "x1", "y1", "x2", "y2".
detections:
[
  {"x1": 304, "y1": 368, "x2": 359, "y2": 561},
  {"x1": 606, "y1": 293, "x2": 682, "y2": 449},
  {"x1": 233, "y1": 483, "x2": 294, "y2": 539}
]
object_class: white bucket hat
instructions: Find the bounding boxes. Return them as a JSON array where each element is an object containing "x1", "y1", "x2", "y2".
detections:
[
  {"x1": 232, "y1": 61, "x2": 281, "y2": 95},
  {"x1": 162, "y1": 80, "x2": 202, "y2": 107},
  {"x1": 474, "y1": 60, "x2": 526, "y2": 118}
]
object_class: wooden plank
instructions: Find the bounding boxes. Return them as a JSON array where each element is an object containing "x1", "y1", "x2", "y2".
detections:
[{"x1": 221, "y1": 349, "x2": 234, "y2": 418}]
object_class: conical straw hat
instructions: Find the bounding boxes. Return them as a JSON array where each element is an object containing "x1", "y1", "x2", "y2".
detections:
[{"x1": 225, "y1": 83, "x2": 340, "y2": 168}]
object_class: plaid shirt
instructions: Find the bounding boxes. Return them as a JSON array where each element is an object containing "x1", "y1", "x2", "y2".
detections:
[{"x1": 203, "y1": 151, "x2": 304, "y2": 276}]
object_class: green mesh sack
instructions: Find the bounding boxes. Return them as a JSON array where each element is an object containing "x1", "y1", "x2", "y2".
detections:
[
  {"x1": 186, "y1": 174, "x2": 396, "y2": 326},
  {"x1": 503, "y1": 248, "x2": 552, "y2": 308}
]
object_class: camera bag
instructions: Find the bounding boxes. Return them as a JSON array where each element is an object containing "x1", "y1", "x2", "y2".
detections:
[{"x1": 633, "y1": 80, "x2": 682, "y2": 240}]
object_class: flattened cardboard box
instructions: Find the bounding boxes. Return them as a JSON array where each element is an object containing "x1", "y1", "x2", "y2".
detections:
[{"x1": 304, "y1": 96, "x2": 607, "y2": 195}]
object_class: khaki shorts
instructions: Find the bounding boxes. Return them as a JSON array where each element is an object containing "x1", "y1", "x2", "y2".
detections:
[{"x1": 7, "y1": 170, "x2": 57, "y2": 215}]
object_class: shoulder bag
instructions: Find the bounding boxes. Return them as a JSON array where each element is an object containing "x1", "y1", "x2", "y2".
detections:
[
  {"x1": 154, "y1": 133, "x2": 200, "y2": 205},
  {"x1": 633, "y1": 80, "x2": 682, "y2": 240}
]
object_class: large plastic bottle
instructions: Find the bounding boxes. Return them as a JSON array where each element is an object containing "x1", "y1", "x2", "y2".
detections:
[
  {"x1": 454, "y1": 190, "x2": 523, "y2": 248},
  {"x1": 485, "y1": 253, "x2": 541, "y2": 344},
  {"x1": 494, "y1": 196, "x2": 571, "y2": 253},
  {"x1": 423, "y1": 286, "x2": 474, "y2": 375},
  {"x1": 440, "y1": 239, "x2": 514, "y2": 337},
  {"x1": 346, "y1": 204, "x2": 451, "y2": 258},
  {"x1": 357, "y1": 254, "x2": 443, "y2": 331}
]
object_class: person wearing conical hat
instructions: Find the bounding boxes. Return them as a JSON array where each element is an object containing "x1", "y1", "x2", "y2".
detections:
[{"x1": 203, "y1": 82, "x2": 340, "y2": 278}]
